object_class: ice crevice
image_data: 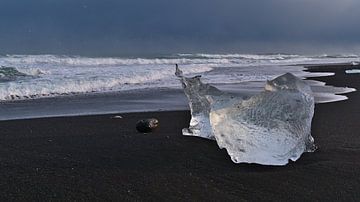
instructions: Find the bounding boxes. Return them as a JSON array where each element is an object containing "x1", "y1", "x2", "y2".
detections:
[{"x1": 176, "y1": 65, "x2": 316, "y2": 166}]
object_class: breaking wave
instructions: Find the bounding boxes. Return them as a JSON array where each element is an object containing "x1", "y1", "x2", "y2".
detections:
[
  {"x1": 0, "y1": 53, "x2": 358, "y2": 101},
  {"x1": 0, "y1": 66, "x2": 44, "y2": 82},
  {"x1": 0, "y1": 66, "x2": 28, "y2": 82}
]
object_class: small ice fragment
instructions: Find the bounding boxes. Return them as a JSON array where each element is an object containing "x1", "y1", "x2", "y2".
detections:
[
  {"x1": 345, "y1": 69, "x2": 360, "y2": 74},
  {"x1": 351, "y1": 61, "x2": 359, "y2": 66},
  {"x1": 111, "y1": 115, "x2": 123, "y2": 119}
]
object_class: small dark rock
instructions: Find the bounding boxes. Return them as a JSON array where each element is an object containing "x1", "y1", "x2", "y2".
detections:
[{"x1": 136, "y1": 118, "x2": 159, "y2": 133}]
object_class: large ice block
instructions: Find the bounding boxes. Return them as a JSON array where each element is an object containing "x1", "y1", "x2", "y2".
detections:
[{"x1": 176, "y1": 66, "x2": 316, "y2": 165}]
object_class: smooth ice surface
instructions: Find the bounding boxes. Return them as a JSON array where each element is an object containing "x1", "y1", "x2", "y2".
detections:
[{"x1": 177, "y1": 68, "x2": 316, "y2": 165}]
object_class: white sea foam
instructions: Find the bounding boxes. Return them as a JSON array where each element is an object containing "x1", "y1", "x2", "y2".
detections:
[
  {"x1": 346, "y1": 69, "x2": 360, "y2": 74},
  {"x1": 0, "y1": 64, "x2": 212, "y2": 100},
  {"x1": 1, "y1": 55, "x2": 231, "y2": 67},
  {"x1": 0, "y1": 54, "x2": 358, "y2": 101}
]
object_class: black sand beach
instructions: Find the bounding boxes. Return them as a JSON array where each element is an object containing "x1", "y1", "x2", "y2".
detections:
[{"x1": 0, "y1": 64, "x2": 359, "y2": 201}]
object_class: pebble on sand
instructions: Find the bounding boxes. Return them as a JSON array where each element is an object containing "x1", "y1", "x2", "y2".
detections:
[{"x1": 136, "y1": 118, "x2": 159, "y2": 133}]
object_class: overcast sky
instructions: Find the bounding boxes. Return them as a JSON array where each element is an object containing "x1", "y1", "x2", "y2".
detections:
[{"x1": 0, "y1": 0, "x2": 359, "y2": 56}]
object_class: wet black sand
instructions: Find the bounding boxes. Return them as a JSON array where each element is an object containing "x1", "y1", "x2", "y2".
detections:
[{"x1": 0, "y1": 64, "x2": 359, "y2": 201}]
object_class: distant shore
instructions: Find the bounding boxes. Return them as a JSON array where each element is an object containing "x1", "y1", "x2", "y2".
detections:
[{"x1": 0, "y1": 64, "x2": 359, "y2": 201}]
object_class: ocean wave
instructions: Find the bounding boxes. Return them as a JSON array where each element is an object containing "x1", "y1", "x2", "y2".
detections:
[
  {"x1": 178, "y1": 53, "x2": 301, "y2": 60},
  {"x1": 1, "y1": 54, "x2": 359, "y2": 68},
  {"x1": 316, "y1": 54, "x2": 359, "y2": 59},
  {"x1": 0, "y1": 64, "x2": 213, "y2": 100},
  {"x1": 178, "y1": 53, "x2": 360, "y2": 60},
  {"x1": 0, "y1": 66, "x2": 30, "y2": 82},
  {"x1": 1, "y1": 54, "x2": 232, "y2": 67},
  {"x1": 0, "y1": 53, "x2": 358, "y2": 101}
]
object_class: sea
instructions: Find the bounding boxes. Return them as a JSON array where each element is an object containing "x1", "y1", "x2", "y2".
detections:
[{"x1": 0, "y1": 53, "x2": 358, "y2": 120}]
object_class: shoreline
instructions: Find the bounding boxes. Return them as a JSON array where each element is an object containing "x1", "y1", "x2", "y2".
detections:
[
  {"x1": 0, "y1": 64, "x2": 359, "y2": 200},
  {"x1": 0, "y1": 62, "x2": 358, "y2": 121}
]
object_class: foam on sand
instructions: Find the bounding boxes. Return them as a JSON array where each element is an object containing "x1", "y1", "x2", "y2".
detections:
[{"x1": 345, "y1": 69, "x2": 360, "y2": 74}]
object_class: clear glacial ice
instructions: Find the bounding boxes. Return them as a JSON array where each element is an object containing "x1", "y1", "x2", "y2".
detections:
[{"x1": 176, "y1": 66, "x2": 316, "y2": 165}]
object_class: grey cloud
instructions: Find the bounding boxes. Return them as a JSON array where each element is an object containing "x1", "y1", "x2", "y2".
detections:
[{"x1": 0, "y1": 0, "x2": 359, "y2": 55}]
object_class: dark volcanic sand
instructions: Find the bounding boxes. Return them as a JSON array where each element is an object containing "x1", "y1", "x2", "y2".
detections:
[{"x1": 0, "y1": 65, "x2": 359, "y2": 201}]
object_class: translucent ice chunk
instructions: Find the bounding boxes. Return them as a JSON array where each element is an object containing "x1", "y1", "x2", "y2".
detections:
[
  {"x1": 176, "y1": 66, "x2": 316, "y2": 165},
  {"x1": 175, "y1": 65, "x2": 223, "y2": 139},
  {"x1": 209, "y1": 73, "x2": 316, "y2": 165}
]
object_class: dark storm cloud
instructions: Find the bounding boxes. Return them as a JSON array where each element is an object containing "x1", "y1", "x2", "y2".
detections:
[{"x1": 0, "y1": 0, "x2": 359, "y2": 55}]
